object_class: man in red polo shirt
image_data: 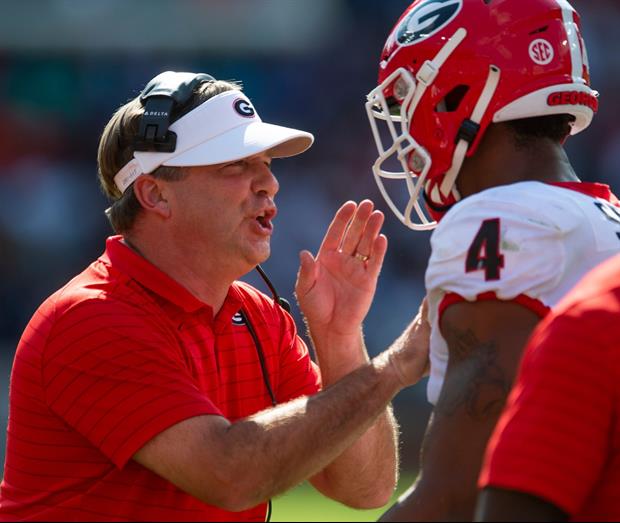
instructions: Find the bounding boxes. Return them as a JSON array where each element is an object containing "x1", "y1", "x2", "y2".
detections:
[
  {"x1": 477, "y1": 252, "x2": 620, "y2": 521},
  {"x1": 0, "y1": 72, "x2": 431, "y2": 521}
]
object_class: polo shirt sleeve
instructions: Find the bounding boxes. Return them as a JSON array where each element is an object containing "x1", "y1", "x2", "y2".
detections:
[
  {"x1": 276, "y1": 310, "x2": 321, "y2": 403},
  {"x1": 41, "y1": 298, "x2": 223, "y2": 469},
  {"x1": 479, "y1": 307, "x2": 614, "y2": 516}
]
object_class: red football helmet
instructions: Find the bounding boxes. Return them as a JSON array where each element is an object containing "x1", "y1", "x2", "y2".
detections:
[{"x1": 366, "y1": 0, "x2": 598, "y2": 230}]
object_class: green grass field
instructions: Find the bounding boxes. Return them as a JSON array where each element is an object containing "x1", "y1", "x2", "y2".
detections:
[
  {"x1": 271, "y1": 474, "x2": 415, "y2": 522},
  {"x1": 0, "y1": 471, "x2": 415, "y2": 521}
]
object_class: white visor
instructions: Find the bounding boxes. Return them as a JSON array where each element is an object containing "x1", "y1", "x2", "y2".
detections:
[{"x1": 114, "y1": 90, "x2": 314, "y2": 193}]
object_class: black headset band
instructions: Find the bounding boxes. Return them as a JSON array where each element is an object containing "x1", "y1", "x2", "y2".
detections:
[{"x1": 134, "y1": 71, "x2": 215, "y2": 153}]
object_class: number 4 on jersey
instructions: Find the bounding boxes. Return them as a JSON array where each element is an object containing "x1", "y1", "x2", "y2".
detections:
[{"x1": 466, "y1": 218, "x2": 505, "y2": 281}]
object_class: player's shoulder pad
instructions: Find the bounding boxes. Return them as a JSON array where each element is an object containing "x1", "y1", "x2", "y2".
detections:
[
  {"x1": 439, "y1": 182, "x2": 583, "y2": 234},
  {"x1": 426, "y1": 182, "x2": 577, "y2": 302}
]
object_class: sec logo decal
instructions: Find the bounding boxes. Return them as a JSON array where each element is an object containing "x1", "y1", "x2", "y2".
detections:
[{"x1": 529, "y1": 39, "x2": 554, "y2": 65}]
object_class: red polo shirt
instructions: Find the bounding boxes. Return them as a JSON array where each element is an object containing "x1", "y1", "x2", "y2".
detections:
[
  {"x1": 0, "y1": 236, "x2": 321, "y2": 522},
  {"x1": 480, "y1": 253, "x2": 620, "y2": 520}
]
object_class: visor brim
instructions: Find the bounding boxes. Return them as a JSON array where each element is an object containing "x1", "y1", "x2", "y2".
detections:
[{"x1": 162, "y1": 121, "x2": 314, "y2": 167}]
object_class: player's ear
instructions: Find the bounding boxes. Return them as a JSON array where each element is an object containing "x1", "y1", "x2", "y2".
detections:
[{"x1": 133, "y1": 175, "x2": 171, "y2": 219}]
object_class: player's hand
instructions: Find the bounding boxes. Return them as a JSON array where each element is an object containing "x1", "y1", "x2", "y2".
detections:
[
  {"x1": 383, "y1": 297, "x2": 431, "y2": 387},
  {"x1": 295, "y1": 200, "x2": 387, "y2": 338}
]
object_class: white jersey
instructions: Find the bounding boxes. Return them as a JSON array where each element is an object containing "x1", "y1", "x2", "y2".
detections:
[{"x1": 425, "y1": 181, "x2": 620, "y2": 405}]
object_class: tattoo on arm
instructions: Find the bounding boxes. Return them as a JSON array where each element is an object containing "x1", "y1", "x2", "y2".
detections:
[{"x1": 435, "y1": 326, "x2": 510, "y2": 420}]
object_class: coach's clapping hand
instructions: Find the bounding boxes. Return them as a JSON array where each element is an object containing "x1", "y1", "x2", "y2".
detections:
[{"x1": 381, "y1": 297, "x2": 431, "y2": 387}]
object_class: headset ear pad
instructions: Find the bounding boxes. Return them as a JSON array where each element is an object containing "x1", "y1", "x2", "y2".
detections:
[{"x1": 135, "y1": 71, "x2": 215, "y2": 153}]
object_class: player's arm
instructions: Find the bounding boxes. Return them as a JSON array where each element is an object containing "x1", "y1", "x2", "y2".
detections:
[
  {"x1": 476, "y1": 487, "x2": 568, "y2": 522},
  {"x1": 380, "y1": 299, "x2": 540, "y2": 521}
]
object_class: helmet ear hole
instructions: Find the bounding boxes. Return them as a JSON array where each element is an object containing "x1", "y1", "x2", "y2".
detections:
[
  {"x1": 529, "y1": 25, "x2": 549, "y2": 36},
  {"x1": 436, "y1": 85, "x2": 470, "y2": 113}
]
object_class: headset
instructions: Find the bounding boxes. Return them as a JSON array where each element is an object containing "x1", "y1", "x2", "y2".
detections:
[
  {"x1": 134, "y1": 71, "x2": 215, "y2": 153},
  {"x1": 135, "y1": 71, "x2": 288, "y2": 522}
]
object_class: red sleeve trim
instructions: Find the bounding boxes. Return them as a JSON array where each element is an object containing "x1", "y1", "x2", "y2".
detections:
[{"x1": 439, "y1": 292, "x2": 551, "y2": 324}]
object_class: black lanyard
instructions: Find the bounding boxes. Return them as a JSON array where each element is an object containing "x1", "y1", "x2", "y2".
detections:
[
  {"x1": 239, "y1": 265, "x2": 289, "y2": 522},
  {"x1": 237, "y1": 308, "x2": 276, "y2": 407}
]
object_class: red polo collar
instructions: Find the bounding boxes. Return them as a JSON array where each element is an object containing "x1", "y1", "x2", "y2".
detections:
[{"x1": 100, "y1": 236, "x2": 244, "y2": 318}]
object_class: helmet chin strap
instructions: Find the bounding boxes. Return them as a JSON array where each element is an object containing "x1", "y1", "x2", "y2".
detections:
[{"x1": 437, "y1": 65, "x2": 502, "y2": 202}]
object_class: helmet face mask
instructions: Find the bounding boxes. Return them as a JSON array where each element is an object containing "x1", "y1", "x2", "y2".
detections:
[
  {"x1": 366, "y1": 0, "x2": 599, "y2": 231},
  {"x1": 366, "y1": 67, "x2": 436, "y2": 231}
]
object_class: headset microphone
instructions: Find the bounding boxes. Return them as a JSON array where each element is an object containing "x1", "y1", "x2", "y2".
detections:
[{"x1": 278, "y1": 297, "x2": 292, "y2": 313}]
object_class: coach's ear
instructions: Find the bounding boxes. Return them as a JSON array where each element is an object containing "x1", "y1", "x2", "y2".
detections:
[{"x1": 133, "y1": 175, "x2": 171, "y2": 219}]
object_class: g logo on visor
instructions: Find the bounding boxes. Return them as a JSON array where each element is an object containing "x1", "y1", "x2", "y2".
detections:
[
  {"x1": 234, "y1": 98, "x2": 256, "y2": 118},
  {"x1": 397, "y1": 0, "x2": 462, "y2": 46}
]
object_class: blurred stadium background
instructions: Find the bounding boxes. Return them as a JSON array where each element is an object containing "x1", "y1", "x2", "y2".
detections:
[{"x1": 0, "y1": 0, "x2": 618, "y2": 519}]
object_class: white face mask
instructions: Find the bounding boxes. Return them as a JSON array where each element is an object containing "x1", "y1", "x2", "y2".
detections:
[{"x1": 366, "y1": 67, "x2": 435, "y2": 231}]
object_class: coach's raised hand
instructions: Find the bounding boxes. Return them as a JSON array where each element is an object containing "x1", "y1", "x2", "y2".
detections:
[{"x1": 295, "y1": 200, "x2": 387, "y2": 381}]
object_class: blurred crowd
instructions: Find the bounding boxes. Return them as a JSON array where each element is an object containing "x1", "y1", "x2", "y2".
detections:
[{"x1": 0, "y1": 0, "x2": 618, "y2": 471}]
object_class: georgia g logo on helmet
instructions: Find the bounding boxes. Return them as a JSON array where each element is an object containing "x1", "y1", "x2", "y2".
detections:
[{"x1": 397, "y1": 0, "x2": 463, "y2": 46}]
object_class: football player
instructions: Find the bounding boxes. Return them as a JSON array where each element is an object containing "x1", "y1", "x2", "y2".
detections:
[{"x1": 365, "y1": 0, "x2": 620, "y2": 520}]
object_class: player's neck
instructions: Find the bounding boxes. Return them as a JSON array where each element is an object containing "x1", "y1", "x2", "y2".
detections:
[{"x1": 457, "y1": 126, "x2": 579, "y2": 197}]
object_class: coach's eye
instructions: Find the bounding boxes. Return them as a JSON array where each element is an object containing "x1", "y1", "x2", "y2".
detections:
[{"x1": 222, "y1": 160, "x2": 246, "y2": 172}]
